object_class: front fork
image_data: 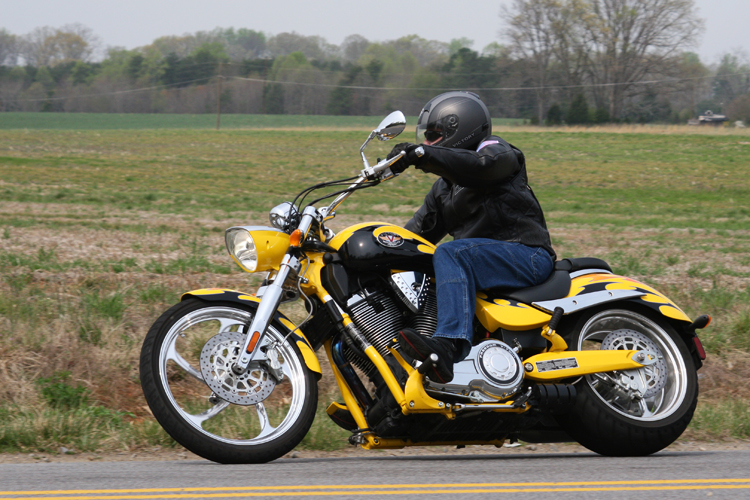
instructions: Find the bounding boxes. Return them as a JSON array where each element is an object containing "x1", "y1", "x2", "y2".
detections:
[{"x1": 231, "y1": 251, "x2": 302, "y2": 375}]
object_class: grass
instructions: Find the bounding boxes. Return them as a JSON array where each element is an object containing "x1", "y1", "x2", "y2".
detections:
[
  {"x1": 0, "y1": 112, "x2": 526, "y2": 130},
  {"x1": 0, "y1": 118, "x2": 748, "y2": 454}
]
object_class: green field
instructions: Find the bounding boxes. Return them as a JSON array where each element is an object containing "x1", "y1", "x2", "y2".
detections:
[
  {"x1": 0, "y1": 120, "x2": 749, "y2": 455},
  {"x1": 0, "y1": 112, "x2": 525, "y2": 130}
]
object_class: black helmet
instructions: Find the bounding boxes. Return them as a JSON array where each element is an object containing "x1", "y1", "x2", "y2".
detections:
[{"x1": 416, "y1": 91, "x2": 491, "y2": 150}]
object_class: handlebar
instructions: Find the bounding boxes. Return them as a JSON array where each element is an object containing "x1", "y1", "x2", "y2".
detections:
[
  {"x1": 319, "y1": 151, "x2": 406, "y2": 221},
  {"x1": 361, "y1": 151, "x2": 405, "y2": 180}
]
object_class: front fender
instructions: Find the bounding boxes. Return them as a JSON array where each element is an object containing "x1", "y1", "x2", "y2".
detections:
[{"x1": 182, "y1": 288, "x2": 322, "y2": 379}]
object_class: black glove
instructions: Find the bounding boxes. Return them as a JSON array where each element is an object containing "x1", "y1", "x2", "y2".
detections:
[{"x1": 386, "y1": 143, "x2": 423, "y2": 173}]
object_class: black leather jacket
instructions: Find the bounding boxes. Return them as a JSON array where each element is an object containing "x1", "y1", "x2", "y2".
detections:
[{"x1": 405, "y1": 136, "x2": 556, "y2": 259}]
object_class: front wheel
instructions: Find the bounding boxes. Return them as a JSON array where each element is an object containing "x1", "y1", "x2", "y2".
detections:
[
  {"x1": 139, "y1": 298, "x2": 318, "y2": 463},
  {"x1": 557, "y1": 306, "x2": 698, "y2": 456}
]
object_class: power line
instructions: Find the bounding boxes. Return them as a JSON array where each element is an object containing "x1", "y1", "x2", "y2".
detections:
[
  {"x1": 5, "y1": 76, "x2": 215, "y2": 103},
  {"x1": 4, "y1": 70, "x2": 746, "y2": 106},
  {"x1": 231, "y1": 72, "x2": 750, "y2": 92}
]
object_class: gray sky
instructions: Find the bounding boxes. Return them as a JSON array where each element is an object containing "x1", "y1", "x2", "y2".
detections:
[{"x1": 2, "y1": 0, "x2": 746, "y2": 64}]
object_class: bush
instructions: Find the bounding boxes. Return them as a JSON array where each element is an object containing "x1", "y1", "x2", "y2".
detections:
[
  {"x1": 566, "y1": 94, "x2": 590, "y2": 125},
  {"x1": 546, "y1": 103, "x2": 563, "y2": 125}
]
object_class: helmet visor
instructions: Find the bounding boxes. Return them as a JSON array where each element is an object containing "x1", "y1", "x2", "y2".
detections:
[{"x1": 416, "y1": 114, "x2": 459, "y2": 146}]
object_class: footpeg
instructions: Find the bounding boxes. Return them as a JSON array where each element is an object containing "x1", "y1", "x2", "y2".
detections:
[{"x1": 417, "y1": 353, "x2": 439, "y2": 375}]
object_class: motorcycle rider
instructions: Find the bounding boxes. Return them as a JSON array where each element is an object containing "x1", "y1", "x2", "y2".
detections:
[{"x1": 387, "y1": 91, "x2": 556, "y2": 383}]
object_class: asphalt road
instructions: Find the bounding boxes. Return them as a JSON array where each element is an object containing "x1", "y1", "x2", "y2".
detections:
[{"x1": 1, "y1": 450, "x2": 749, "y2": 499}]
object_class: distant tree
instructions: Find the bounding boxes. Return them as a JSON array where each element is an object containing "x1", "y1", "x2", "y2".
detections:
[
  {"x1": 263, "y1": 83, "x2": 284, "y2": 113},
  {"x1": 581, "y1": 0, "x2": 704, "y2": 119},
  {"x1": 546, "y1": 103, "x2": 563, "y2": 125},
  {"x1": 267, "y1": 32, "x2": 334, "y2": 60},
  {"x1": 503, "y1": 0, "x2": 556, "y2": 125},
  {"x1": 566, "y1": 93, "x2": 590, "y2": 124},
  {"x1": 0, "y1": 29, "x2": 19, "y2": 66},
  {"x1": 20, "y1": 24, "x2": 99, "y2": 66},
  {"x1": 384, "y1": 35, "x2": 448, "y2": 66},
  {"x1": 504, "y1": 0, "x2": 705, "y2": 120},
  {"x1": 222, "y1": 28, "x2": 266, "y2": 59},
  {"x1": 448, "y1": 37, "x2": 474, "y2": 56},
  {"x1": 726, "y1": 95, "x2": 750, "y2": 124},
  {"x1": 593, "y1": 106, "x2": 610, "y2": 124},
  {"x1": 341, "y1": 34, "x2": 370, "y2": 62},
  {"x1": 327, "y1": 65, "x2": 362, "y2": 115},
  {"x1": 150, "y1": 36, "x2": 199, "y2": 59},
  {"x1": 713, "y1": 52, "x2": 750, "y2": 105},
  {"x1": 674, "y1": 52, "x2": 710, "y2": 118}
]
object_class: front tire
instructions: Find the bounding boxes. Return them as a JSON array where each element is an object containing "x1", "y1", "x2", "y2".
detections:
[
  {"x1": 139, "y1": 298, "x2": 318, "y2": 464},
  {"x1": 558, "y1": 306, "x2": 698, "y2": 456}
]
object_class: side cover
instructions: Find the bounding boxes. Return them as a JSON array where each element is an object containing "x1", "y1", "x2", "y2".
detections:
[
  {"x1": 181, "y1": 288, "x2": 322, "y2": 378},
  {"x1": 474, "y1": 272, "x2": 692, "y2": 334}
]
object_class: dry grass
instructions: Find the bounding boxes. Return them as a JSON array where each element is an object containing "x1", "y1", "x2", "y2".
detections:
[
  {"x1": 0, "y1": 126, "x2": 748, "y2": 452},
  {"x1": 496, "y1": 124, "x2": 750, "y2": 136}
]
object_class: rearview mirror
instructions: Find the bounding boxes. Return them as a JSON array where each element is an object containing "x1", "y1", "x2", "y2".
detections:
[{"x1": 374, "y1": 111, "x2": 406, "y2": 141}]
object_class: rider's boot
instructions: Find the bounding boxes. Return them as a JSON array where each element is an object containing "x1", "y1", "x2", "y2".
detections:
[{"x1": 398, "y1": 328, "x2": 456, "y2": 383}]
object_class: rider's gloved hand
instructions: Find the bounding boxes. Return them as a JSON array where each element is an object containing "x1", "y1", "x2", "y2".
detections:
[{"x1": 387, "y1": 143, "x2": 424, "y2": 173}]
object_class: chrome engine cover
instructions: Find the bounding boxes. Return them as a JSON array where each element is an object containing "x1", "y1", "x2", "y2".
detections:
[{"x1": 427, "y1": 340, "x2": 524, "y2": 402}]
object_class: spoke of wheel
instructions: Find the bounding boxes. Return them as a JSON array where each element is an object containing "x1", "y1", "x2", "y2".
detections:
[
  {"x1": 255, "y1": 402, "x2": 276, "y2": 439},
  {"x1": 217, "y1": 317, "x2": 241, "y2": 333},
  {"x1": 166, "y1": 342, "x2": 204, "y2": 382},
  {"x1": 186, "y1": 400, "x2": 230, "y2": 427},
  {"x1": 637, "y1": 398, "x2": 654, "y2": 418}
]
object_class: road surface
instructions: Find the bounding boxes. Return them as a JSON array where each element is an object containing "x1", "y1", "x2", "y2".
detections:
[{"x1": 1, "y1": 450, "x2": 749, "y2": 499}]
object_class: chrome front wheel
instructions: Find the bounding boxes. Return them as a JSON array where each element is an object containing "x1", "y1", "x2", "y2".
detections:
[{"x1": 140, "y1": 299, "x2": 318, "y2": 463}]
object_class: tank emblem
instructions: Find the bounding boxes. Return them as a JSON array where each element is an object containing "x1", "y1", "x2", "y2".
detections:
[{"x1": 377, "y1": 232, "x2": 404, "y2": 248}]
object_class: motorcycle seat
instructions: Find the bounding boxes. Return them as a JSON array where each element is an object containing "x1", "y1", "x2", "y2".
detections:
[
  {"x1": 554, "y1": 257, "x2": 612, "y2": 273},
  {"x1": 492, "y1": 270, "x2": 571, "y2": 303},
  {"x1": 487, "y1": 257, "x2": 612, "y2": 304}
]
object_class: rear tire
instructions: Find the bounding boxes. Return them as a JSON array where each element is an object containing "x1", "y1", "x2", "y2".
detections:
[
  {"x1": 140, "y1": 298, "x2": 318, "y2": 464},
  {"x1": 557, "y1": 305, "x2": 698, "y2": 456}
]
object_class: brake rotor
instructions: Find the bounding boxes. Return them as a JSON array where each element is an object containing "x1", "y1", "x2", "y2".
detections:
[
  {"x1": 601, "y1": 329, "x2": 668, "y2": 398},
  {"x1": 199, "y1": 331, "x2": 276, "y2": 406}
]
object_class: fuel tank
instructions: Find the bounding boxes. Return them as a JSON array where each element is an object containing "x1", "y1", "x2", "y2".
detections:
[{"x1": 328, "y1": 222, "x2": 436, "y2": 273}]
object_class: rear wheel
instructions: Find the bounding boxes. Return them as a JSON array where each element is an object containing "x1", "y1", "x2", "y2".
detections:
[
  {"x1": 558, "y1": 306, "x2": 697, "y2": 456},
  {"x1": 139, "y1": 298, "x2": 318, "y2": 464}
]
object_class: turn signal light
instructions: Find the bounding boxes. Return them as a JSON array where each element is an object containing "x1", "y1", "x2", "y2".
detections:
[
  {"x1": 289, "y1": 229, "x2": 303, "y2": 247},
  {"x1": 246, "y1": 331, "x2": 261, "y2": 353}
]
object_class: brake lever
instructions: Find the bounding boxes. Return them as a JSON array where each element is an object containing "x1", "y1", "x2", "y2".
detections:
[{"x1": 362, "y1": 151, "x2": 405, "y2": 181}]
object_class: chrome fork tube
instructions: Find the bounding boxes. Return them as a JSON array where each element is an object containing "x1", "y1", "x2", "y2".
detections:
[
  {"x1": 232, "y1": 252, "x2": 301, "y2": 375},
  {"x1": 233, "y1": 207, "x2": 320, "y2": 375}
]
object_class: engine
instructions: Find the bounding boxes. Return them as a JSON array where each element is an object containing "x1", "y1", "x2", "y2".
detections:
[
  {"x1": 342, "y1": 271, "x2": 524, "y2": 402},
  {"x1": 343, "y1": 272, "x2": 438, "y2": 379}
]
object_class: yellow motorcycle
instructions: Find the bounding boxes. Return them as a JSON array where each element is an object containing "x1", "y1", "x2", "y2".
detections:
[{"x1": 140, "y1": 112, "x2": 709, "y2": 463}]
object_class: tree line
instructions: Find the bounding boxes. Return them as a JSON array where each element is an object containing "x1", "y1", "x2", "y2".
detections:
[{"x1": 1, "y1": 1, "x2": 749, "y2": 124}]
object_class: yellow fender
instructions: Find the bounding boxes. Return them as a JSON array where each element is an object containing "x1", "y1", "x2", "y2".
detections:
[{"x1": 182, "y1": 288, "x2": 322, "y2": 378}]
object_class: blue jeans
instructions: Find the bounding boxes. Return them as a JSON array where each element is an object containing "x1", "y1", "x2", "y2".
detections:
[{"x1": 432, "y1": 239, "x2": 554, "y2": 359}]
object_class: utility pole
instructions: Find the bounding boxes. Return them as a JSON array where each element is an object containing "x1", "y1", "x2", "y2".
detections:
[{"x1": 216, "y1": 64, "x2": 223, "y2": 130}]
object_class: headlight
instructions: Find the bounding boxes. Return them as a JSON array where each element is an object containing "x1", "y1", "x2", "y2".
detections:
[
  {"x1": 226, "y1": 228, "x2": 257, "y2": 272},
  {"x1": 269, "y1": 202, "x2": 297, "y2": 232},
  {"x1": 225, "y1": 226, "x2": 291, "y2": 273}
]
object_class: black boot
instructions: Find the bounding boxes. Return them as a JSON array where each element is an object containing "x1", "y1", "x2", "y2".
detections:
[{"x1": 398, "y1": 328, "x2": 456, "y2": 383}]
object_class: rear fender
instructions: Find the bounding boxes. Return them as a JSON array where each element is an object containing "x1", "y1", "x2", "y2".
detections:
[{"x1": 182, "y1": 288, "x2": 322, "y2": 379}]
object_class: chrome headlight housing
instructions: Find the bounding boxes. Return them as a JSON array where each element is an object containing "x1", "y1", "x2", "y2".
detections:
[
  {"x1": 269, "y1": 202, "x2": 297, "y2": 232},
  {"x1": 225, "y1": 228, "x2": 258, "y2": 272}
]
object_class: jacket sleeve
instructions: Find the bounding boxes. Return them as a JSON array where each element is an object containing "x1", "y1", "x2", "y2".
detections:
[
  {"x1": 404, "y1": 180, "x2": 448, "y2": 244},
  {"x1": 415, "y1": 137, "x2": 522, "y2": 189}
]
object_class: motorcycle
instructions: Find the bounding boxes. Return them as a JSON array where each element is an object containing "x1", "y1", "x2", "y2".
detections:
[{"x1": 139, "y1": 112, "x2": 710, "y2": 464}]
